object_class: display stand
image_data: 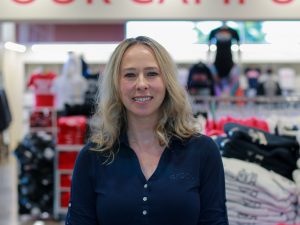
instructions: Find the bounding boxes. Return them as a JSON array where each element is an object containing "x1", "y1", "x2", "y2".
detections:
[
  {"x1": 53, "y1": 144, "x2": 82, "y2": 219},
  {"x1": 15, "y1": 106, "x2": 57, "y2": 217},
  {"x1": 53, "y1": 115, "x2": 87, "y2": 220}
]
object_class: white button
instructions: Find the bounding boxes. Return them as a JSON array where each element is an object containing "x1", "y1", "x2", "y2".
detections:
[
  {"x1": 68, "y1": 203, "x2": 71, "y2": 207},
  {"x1": 144, "y1": 184, "x2": 148, "y2": 188},
  {"x1": 142, "y1": 210, "x2": 147, "y2": 215},
  {"x1": 143, "y1": 197, "x2": 147, "y2": 201}
]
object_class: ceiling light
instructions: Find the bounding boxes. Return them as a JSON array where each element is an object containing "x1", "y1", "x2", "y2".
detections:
[{"x1": 4, "y1": 42, "x2": 26, "y2": 53}]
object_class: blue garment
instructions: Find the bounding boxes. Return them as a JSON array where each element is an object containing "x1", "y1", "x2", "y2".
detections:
[{"x1": 66, "y1": 134, "x2": 228, "y2": 225}]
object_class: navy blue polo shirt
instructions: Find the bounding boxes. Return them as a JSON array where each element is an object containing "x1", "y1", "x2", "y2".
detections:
[{"x1": 66, "y1": 134, "x2": 228, "y2": 225}]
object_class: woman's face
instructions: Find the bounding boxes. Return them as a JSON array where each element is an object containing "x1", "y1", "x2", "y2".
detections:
[{"x1": 119, "y1": 44, "x2": 166, "y2": 120}]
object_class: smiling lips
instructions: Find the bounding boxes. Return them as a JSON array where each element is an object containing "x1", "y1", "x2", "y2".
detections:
[{"x1": 132, "y1": 96, "x2": 153, "y2": 103}]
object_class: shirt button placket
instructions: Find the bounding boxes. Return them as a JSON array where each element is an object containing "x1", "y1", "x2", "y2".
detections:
[{"x1": 142, "y1": 182, "x2": 149, "y2": 224}]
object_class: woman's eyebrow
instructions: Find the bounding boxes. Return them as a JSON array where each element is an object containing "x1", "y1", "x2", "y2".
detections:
[
  {"x1": 144, "y1": 67, "x2": 160, "y2": 71},
  {"x1": 121, "y1": 68, "x2": 136, "y2": 73}
]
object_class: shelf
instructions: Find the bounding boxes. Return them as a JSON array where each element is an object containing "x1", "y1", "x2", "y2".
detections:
[
  {"x1": 29, "y1": 127, "x2": 57, "y2": 133},
  {"x1": 58, "y1": 169, "x2": 74, "y2": 174},
  {"x1": 57, "y1": 145, "x2": 83, "y2": 151},
  {"x1": 59, "y1": 187, "x2": 71, "y2": 192},
  {"x1": 58, "y1": 207, "x2": 68, "y2": 214}
]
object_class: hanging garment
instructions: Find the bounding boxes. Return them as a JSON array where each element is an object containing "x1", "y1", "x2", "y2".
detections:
[
  {"x1": 187, "y1": 62, "x2": 215, "y2": 96},
  {"x1": 27, "y1": 72, "x2": 56, "y2": 107},
  {"x1": 0, "y1": 88, "x2": 12, "y2": 132},
  {"x1": 208, "y1": 25, "x2": 240, "y2": 79},
  {"x1": 51, "y1": 53, "x2": 88, "y2": 111}
]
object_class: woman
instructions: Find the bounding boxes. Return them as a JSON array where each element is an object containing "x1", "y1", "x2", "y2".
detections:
[{"x1": 66, "y1": 36, "x2": 228, "y2": 225}]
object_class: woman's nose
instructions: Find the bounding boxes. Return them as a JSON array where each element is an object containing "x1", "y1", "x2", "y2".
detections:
[{"x1": 136, "y1": 74, "x2": 148, "y2": 90}]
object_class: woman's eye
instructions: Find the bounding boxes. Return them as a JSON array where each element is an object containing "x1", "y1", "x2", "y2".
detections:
[
  {"x1": 124, "y1": 73, "x2": 136, "y2": 78},
  {"x1": 147, "y1": 71, "x2": 159, "y2": 76}
]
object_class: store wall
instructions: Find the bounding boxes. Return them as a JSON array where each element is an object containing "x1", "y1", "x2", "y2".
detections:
[
  {"x1": 3, "y1": 50, "x2": 24, "y2": 151},
  {"x1": 16, "y1": 23, "x2": 125, "y2": 43},
  {"x1": 1, "y1": 23, "x2": 24, "y2": 151}
]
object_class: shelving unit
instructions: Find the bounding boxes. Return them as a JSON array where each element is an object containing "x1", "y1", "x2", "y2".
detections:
[
  {"x1": 15, "y1": 107, "x2": 57, "y2": 216},
  {"x1": 54, "y1": 144, "x2": 82, "y2": 219},
  {"x1": 53, "y1": 116, "x2": 87, "y2": 219}
]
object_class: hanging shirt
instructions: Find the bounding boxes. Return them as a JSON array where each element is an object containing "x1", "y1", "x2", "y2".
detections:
[
  {"x1": 208, "y1": 26, "x2": 240, "y2": 79},
  {"x1": 27, "y1": 72, "x2": 56, "y2": 107},
  {"x1": 0, "y1": 89, "x2": 12, "y2": 132}
]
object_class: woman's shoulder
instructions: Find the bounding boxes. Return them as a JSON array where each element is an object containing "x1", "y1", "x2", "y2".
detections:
[
  {"x1": 76, "y1": 142, "x2": 107, "y2": 164},
  {"x1": 185, "y1": 134, "x2": 221, "y2": 157},
  {"x1": 188, "y1": 133, "x2": 217, "y2": 146}
]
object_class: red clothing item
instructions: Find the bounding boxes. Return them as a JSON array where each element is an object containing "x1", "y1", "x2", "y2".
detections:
[
  {"x1": 27, "y1": 72, "x2": 56, "y2": 107},
  {"x1": 57, "y1": 116, "x2": 87, "y2": 145},
  {"x1": 205, "y1": 116, "x2": 269, "y2": 136}
]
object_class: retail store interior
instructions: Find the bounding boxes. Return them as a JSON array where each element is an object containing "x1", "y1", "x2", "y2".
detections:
[{"x1": 1, "y1": 19, "x2": 300, "y2": 225}]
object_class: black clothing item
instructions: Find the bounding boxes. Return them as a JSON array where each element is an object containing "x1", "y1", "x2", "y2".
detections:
[
  {"x1": 224, "y1": 122, "x2": 299, "y2": 149},
  {"x1": 187, "y1": 62, "x2": 215, "y2": 96},
  {"x1": 64, "y1": 104, "x2": 89, "y2": 116},
  {"x1": 80, "y1": 56, "x2": 89, "y2": 78},
  {"x1": 257, "y1": 81, "x2": 281, "y2": 97},
  {"x1": 0, "y1": 89, "x2": 12, "y2": 132},
  {"x1": 221, "y1": 123, "x2": 299, "y2": 180},
  {"x1": 66, "y1": 135, "x2": 228, "y2": 225},
  {"x1": 208, "y1": 26, "x2": 240, "y2": 78},
  {"x1": 256, "y1": 69, "x2": 282, "y2": 97},
  {"x1": 222, "y1": 138, "x2": 296, "y2": 180},
  {"x1": 14, "y1": 133, "x2": 55, "y2": 215},
  {"x1": 83, "y1": 74, "x2": 99, "y2": 117}
]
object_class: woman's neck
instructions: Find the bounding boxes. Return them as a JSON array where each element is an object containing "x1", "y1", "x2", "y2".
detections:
[{"x1": 127, "y1": 115, "x2": 159, "y2": 147}]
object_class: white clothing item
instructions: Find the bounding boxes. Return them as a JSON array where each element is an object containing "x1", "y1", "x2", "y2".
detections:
[
  {"x1": 226, "y1": 190, "x2": 295, "y2": 213},
  {"x1": 223, "y1": 157, "x2": 293, "y2": 201},
  {"x1": 51, "y1": 53, "x2": 88, "y2": 110},
  {"x1": 227, "y1": 201, "x2": 285, "y2": 218},
  {"x1": 270, "y1": 170, "x2": 297, "y2": 195},
  {"x1": 292, "y1": 169, "x2": 300, "y2": 194},
  {"x1": 229, "y1": 220, "x2": 278, "y2": 225},
  {"x1": 229, "y1": 216, "x2": 288, "y2": 225},
  {"x1": 292, "y1": 169, "x2": 300, "y2": 183},
  {"x1": 265, "y1": 115, "x2": 300, "y2": 136},
  {"x1": 258, "y1": 73, "x2": 280, "y2": 97},
  {"x1": 226, "y1": 175, "x2": 297, "y2": 206},
  {"x1": 265, "y1": 115, "x2": 279, "y2": 134},
  {"x1": 65, "y1": 75, "x2": 88, "y2": 105},
  {"x1": 228, "y1": 209, "x2": 290, "y2": 224},
  {"x1": 177, "y1": 67, "x2": 189, "y2": 88},
  {"x1": 278, "y1": 67, "x2": 296, "y2": 91},
  {"x1": 276, "y1": 118, "x2": 300, "y2": 137},
  {"x1": 51, "y1": 76, "x2": 67, "y2": 110}
]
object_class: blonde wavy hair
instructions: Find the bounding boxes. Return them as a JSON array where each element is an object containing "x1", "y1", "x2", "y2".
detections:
[{"x1": 90, "y1": 36, "x2": 198, "y2": 160}]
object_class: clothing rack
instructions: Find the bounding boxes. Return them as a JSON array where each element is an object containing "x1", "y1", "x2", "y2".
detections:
[
  {"x1": 191, "y1": 95, "x2": 300, "y2": 103},
  {"x1": 190, "y1": 95, "x2": 300, "y2": 121}
]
